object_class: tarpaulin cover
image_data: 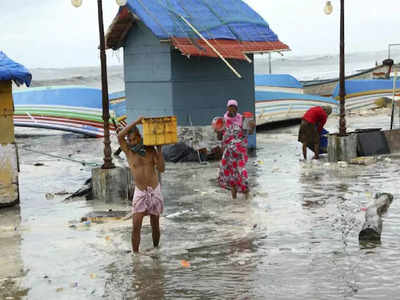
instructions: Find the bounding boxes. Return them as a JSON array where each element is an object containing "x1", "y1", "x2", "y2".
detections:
[
  {"x1": 332, "y1": 79, "x2": 400, "y2": 97},
  {"x1": 125, "y1": 0, "x2": 283, "y2": 42},
  {"x1": 0, "y1": 51, "x2": 32, "y2": 86}
]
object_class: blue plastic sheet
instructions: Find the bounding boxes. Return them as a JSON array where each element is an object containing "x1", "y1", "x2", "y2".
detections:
[
  {"x1": 0, "y1": 51, "x2": 32, "y2": 86},
  {"x1": 124, "y1": 0, "x2": 280, "y2": 42}
]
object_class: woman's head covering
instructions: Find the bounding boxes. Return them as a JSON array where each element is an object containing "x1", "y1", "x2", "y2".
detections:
[
  {"x1": 321, "y1": 106, "x2": 333, "y2": 115},
  {"x1": 227, "y1": 99, "x2": 238, "y2": 107}
]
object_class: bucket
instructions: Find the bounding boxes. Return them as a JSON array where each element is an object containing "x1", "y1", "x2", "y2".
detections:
[{"x1": 212, "y1": 117, "x2": 225, "y2": 132}]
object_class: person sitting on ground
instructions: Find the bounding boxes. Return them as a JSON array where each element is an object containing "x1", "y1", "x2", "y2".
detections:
[
  {"x1": 118, "y1": 117, "x2": 165, "y2": 253},
  {"x1": 298, "y1": 106, "x2": 332, "y2": 160}
]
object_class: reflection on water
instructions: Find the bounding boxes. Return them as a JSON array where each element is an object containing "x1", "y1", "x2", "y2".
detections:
[{"x1": 2, "y1": 116, "x2": 400, "y2": 299}]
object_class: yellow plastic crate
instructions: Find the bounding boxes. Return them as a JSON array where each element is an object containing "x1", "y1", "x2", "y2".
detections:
[{"x1": 142, "y1": 116, "x2": 178, "y2": 146}]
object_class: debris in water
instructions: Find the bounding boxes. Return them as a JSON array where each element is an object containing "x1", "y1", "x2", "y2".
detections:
[
  {"x1": 56, "y1": 287, "x2": 64, "y2": 292},
  {"x1": 34, "y1": 162, "x2": 45, "y2": 166},
  {"x1": 105, "y1": 236, "x2": 111, "y2": 241},
  {"x1": 70, "y1": 282, "x2": 78, "y2": 288},
  {"x1": 45, "y1": 193, "x2": 55, "y2": 200},
  {"x1": 165, "y1": 209, "x2": 193, "y2": 219},
  {"x1": 337, "y1": 161, "x2": 348, "y2": 168},
  {"x1": 181, "y1": 260, "x2": 191, "y2": 268},
  {"x1": 55, "y1": 190, "x2": 70, "y2": 196},
  {"x1": 90, "y1": 273, "x2": 96, "y2": 279},
  {"x1": 350, "y1": 157, "x2": 376, "y2": 166}
]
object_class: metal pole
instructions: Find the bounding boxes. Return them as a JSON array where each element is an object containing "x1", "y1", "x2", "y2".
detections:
[
  {"x1": 268, "y1": 52, "x2": 272, "y2": 74},
  {"x1": 97, "y1": 0, "x2": 114, "y2": 169},
  {"x1": 339, "y1": 0, "x2": 346, "y2": 136}
]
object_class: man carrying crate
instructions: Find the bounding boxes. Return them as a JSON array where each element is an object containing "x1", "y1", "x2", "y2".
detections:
[{"x1": 118, "y1": 117, "x2": 165, "y2": 253}]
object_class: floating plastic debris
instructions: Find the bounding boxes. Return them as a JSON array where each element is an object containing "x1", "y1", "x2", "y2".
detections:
[
  {"x1": 90, "y1": 273, "x2": 96, "y2": 279},
  {"x1": 45, "y1": 193, "x2": 55, "y2": 200},
  {"x1": 337, "y1": 161, "x2": 348, "y2": 168},
  {"x1": 181, "y1": 260, "x2": 190, "y2": 268},
  {"x1": 56, "y1": 287, "x2": 64, "y2": 292}
]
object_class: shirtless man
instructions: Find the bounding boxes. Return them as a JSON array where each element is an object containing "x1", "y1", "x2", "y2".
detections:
[{"x1": 118, "y1": 117, "x2": 165, "y2": 253}]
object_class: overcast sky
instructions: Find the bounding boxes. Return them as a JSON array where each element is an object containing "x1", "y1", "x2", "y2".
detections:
[{"x1": 1, "y1": 0, "x2": 400, "y2": 68}]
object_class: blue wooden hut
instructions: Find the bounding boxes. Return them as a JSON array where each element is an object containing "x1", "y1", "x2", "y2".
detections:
[{"x1": 105, "y1": 0, "x2": 289, "y2": 147}]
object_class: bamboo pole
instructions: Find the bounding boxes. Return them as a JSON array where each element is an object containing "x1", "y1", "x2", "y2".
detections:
[{"x1": 179, "y1": 15, "x2": 242, "y2": 79}]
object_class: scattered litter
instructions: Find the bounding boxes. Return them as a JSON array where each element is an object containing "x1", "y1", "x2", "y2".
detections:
[
  {"x1": 70, "y1": 282, "x2": 78, "y2": 288},
  {"x1": 165, "y1": 209, "x2": 193, "y2": 219},
  {"x1": 385, "y1": 157, "x2": 392, "y2": 162},
  {"x1": 272, "y1": 168, "x2": 280, "y2": 173},
  {"x1": 181, "y1": 260, "x2": 191, "y2": 268},
  {"x1": 90, "y1": 289, "x2": 96, "y2": 295},
  {"x1": 56, "y1": 287, "x2": 64, "y2": 292},
  {"x1": 105, "y1": 236, "x2": 111, "y2": 241},
  {"x1": 90, "y1": 273, "x2": 96, "y2": 279},
  {"x1": 252, "y1": 160, "x2": 264, "y2": 166},
  {"x1": 45, "y1": 193, "x2": 55, "y2": 200},
  {"x1": 350, "y1": 157, "x2": 376, "y2": 166},
  {"x1": 34, "y1": 162, "x2": 45, "y2": 166},
  {"x1": 43, "y1": 275, "x2": 48, "y2": 279},
  {"x1": 69, "y1": 224, "x2": 77, "y2": 229},
  {"x1": 323, "y1": 162, "x2": 331, "y2": 167},
  {"x1": 361, "y1": 207, "x2": 367, "y2": 211},
  {"x1": 84, "y1": 220, "x2": 91, "y2": 226},
  {"x1": 238, "y1": 261, "x2": 246, "y2": 266},
  {"x1": 55, "y1": 190, "x2": 69, "y2": 196},
  {"x1": 337, "y1": 161, "x2": 348, "y2": 168}
]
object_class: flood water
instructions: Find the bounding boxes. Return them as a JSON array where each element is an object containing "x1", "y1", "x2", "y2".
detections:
[{"x1": 1, "y1": 112, "x2": 399, "y2": 299}]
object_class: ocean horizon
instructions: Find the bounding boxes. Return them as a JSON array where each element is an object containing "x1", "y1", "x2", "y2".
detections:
[{"x1": 17, "y1": 48, "x2": 400, "y2": 93}]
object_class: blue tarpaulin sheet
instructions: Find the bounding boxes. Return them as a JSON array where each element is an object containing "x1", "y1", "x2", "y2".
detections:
[
  {"x1": 125, "y1": 0, "x2": 280, "y2": 42},
  {"x1": 0, "y1": 51, "x2": 32, "y2": 86}
]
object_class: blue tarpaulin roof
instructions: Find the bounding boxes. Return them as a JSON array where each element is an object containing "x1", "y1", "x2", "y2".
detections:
[
  {"x1": 332, "y1": 79, "x2": 400, "y2": 97},
  {"x1": 124, "y1": 0, "x2": 280, "y2": 42},
  {"x1": 0, "y1": 51, "x2": 32, "y2": 87},
  {"x1": 255, "y1": 74, "x2": 303, "y2": 88}
]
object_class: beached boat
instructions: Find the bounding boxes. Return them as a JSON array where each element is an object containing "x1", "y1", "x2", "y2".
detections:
[
  {"x1": 303, "y1": 64, "x2": 400, "y2": 97},
  {"x1": 332, "y1": 79, "x2": 400, "y2": 111},
  {"x1": 255, "y1": 90, "x2": 338, "y2": 125},
  {"x1": 254, "y1": 74, "x2": 337, "y2": 125},
  {"x1": 255, "y1": 74, "x2": 303, "y2": 94},
  {"x1": 13, "y1": 86, "x2": 126, "y2": 137}
]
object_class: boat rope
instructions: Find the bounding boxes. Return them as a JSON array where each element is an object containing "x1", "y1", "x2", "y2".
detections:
[{"x1": 20, "y1": 147, "x2": 101, "y2": 167}]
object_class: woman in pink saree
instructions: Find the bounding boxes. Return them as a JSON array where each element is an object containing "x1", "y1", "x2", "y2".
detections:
[{"x1": 217, "y1": 99, "x2": 253, "y2": 199}]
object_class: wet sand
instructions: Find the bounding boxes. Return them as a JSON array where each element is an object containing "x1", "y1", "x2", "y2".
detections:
[{"x1": 1, "y1": 110, "x2": 399, "y2": 299}]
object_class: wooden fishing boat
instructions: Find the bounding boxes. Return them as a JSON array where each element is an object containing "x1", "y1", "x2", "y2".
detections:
[{"x1": 13, "y1": 86, "x2": 127, "y2": 137}]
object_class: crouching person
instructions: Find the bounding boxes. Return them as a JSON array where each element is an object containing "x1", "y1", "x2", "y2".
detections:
[
  {"x1": 298, "y1": 106, "x2": 332, "y2": 160},
  {"x1": 118, "y1": 117, "x2": 165, "y2": 253}
]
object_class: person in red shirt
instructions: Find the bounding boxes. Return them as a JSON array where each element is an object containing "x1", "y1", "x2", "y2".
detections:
[{"x1": 298, "y1": 106, "x2": 332, "y2": 160}]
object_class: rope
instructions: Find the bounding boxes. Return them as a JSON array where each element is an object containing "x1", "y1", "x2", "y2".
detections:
[{"x1": 21, "y1": 147, "x2": 101, "y2": 167}]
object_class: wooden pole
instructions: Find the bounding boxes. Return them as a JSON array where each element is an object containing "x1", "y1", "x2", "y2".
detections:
[
  {"x1": 97, "y1": 0, "x2": 114, "y2": 169},
  {"x1": 180, "y1": 15, "x2": 242, "y2": 79}
]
